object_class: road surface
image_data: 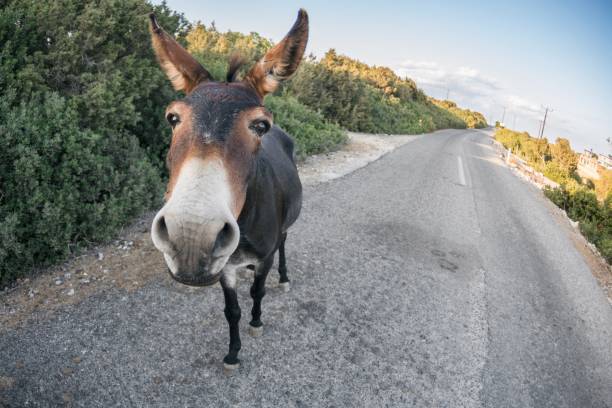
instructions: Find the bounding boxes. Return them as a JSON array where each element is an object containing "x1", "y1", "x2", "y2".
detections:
[{"x1": 1, "y1": 129, "x2": 611, "y2": 407}]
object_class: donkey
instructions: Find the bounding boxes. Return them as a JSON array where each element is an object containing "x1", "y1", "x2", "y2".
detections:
[{"x1": 148, "y1": 10, "x2": 307, "y2": 371}]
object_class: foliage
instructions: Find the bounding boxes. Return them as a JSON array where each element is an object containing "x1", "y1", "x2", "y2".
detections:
[
  {"x1": 265, "y1": 96, "x2": 347, "y2": 159},
  {"x1": 549, "y1": 138, "x2": 578, "y2": 175},
  {"x1": 544, "y1": 186, "x2": 612, "y2": 263},
  {"x1": 185, "y1": 22, "x2": 272, "y2": 81},
  {"x1": 280, "y1": 52, "x2": 469, "y2": 134},
  {"x1": 0, "y1": 0, "x2": 183, "y2": 285},
  {"x1": 431, "y1": 99, "x2": 487, "y2": 129},
  {"x1": 594, "y1": 170, "x2": 612, "y2": 201}
]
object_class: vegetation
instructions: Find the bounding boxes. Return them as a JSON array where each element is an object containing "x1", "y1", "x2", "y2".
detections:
[
  {"x1": 0, "y1": 0, "x2": 486, "y2": 286},
  {"x1": 495, "y1": 128, "x2": 611, "y2": 263},
  {"x1": 0, "y1": 0, "x2": 185, "y2": 285},
  {"x1": 280, "y1": 51, "x2": 471, "y2": 134},
  {"x1": 431, "y1": 100, "x2": 487, "y2": 129},
  {"x1": 265, "y1": 96, "x2": 347, "y2": 159}
]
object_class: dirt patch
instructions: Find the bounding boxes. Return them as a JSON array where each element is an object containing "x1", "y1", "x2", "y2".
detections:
[
  {"x1": 298, "y1": 132, "x2": 418, "y2": 185},
  {"x1": 0, "y1": 133, "x2": 417, "y2": 332},
  {"x1": 0, "y1": 213, "x2": 164, "y2": 332}
]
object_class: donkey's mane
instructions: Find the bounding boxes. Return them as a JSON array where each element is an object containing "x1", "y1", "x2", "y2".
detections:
[{"x1": 226, "y1": 54, "x2": 246, "y2": 83}]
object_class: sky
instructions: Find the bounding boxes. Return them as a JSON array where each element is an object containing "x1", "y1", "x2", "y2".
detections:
[{"x1": 160, "y1": 0, "x2": 612, "y2": 154}]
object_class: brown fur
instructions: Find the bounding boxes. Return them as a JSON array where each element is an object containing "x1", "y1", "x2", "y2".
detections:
[
  {"x1": 164, "y1": 103, "x2": 269, "y2": 218},
  {"x1": 150, "y1": 10, "x2": 306, "y2": 215},
  {"x1": 244, "y1": 9, "x2": 309, "y2": 98},
  {"x1": 149, "y1": 13, "x2": 211, "y2": 93}
]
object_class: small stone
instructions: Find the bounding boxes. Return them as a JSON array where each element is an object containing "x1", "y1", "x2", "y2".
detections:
[
  {"x1": 55, "y1": 279, "x2": 63, "y2": 286},
  {"x1": 103, "y1": 269, "x2": 109, "y2": 274},
  {"x1": 0, "y1": 376, "x2": 15, "y2": 390},
  {"x1": 66, "y1": 288, "x2": 75, "y2": 296}
]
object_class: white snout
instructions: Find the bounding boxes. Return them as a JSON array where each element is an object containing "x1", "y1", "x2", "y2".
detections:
[{"x1": 151, "y1": 158, "x2": 240, "y2": 278}]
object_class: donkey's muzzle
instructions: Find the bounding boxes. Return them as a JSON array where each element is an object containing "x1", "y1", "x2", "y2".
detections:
[{"x1": 151, "y1": 209, "x2": 239, "y2": 286}]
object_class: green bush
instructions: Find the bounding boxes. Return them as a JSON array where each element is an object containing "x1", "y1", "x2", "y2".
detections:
[
  {"x1": 0, "y1": 92, "x2": 162, "y2": 285},
  {"x1": 281, "y1": 55, "x2": 468, "y2": 134},
  {"x1": 265, "y1": 95, "x2": 347, "y2": 159},
  {"x1": 0, "y1": 0, "x2": 183, "y2": 285},
  {"x1": 544, "y1": 186, "x2": 612, "y2": 263}
]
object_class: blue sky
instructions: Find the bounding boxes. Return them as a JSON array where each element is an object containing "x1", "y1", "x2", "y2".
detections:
[{"x1": 160, "y1": 0, "x2": 612, "y2": 154}]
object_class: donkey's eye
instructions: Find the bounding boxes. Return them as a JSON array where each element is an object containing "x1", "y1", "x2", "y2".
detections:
[
  {"x1": 250, "y1": 120, "x2": 270, "y2": 136},
  {"x1": 166, "y1": 113, "x2": 180, "y2": 128}
]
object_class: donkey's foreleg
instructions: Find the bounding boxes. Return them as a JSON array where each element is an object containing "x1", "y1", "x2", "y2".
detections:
[
  {"x1": 220, "y1": 276, "x2": 241, "y2": 372},
  {"x1": 248, "y1": 256, "x2": 274, "y2": 337},
  {"x1": 277, "y1": 232, "x2": 290, "y2": 292}
]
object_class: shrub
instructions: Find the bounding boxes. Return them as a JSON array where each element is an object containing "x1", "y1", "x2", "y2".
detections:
[
  {"x1": 0, "y1": 0, "x2": 183, "y2": 285},
  {"x1": 544, "y1": 186, "x2": 612, "y2": 263},
  {"x1": 265, "y1": 95, "x2": 347, "y2": 159},
  {"x1": 0, "y1": 92, "x2": 162, "y2": 285},
  {"x1": 279, "y1": 51, "x2": 470, "y2": 134}
]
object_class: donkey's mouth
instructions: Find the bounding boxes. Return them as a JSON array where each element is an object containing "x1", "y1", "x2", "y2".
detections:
[{"x1": 166, "y1": 268, "x2": 223, "y2": 287}]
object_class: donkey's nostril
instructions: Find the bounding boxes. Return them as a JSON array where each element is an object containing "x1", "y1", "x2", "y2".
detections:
[
  {"x1": 155, "y1": 216, "x2": 169, "y2": 241},
  {"x1": 212, "y1": 222, "x2": 237, "y2": 258},
  {"x1": 151, "y1": 214, "x2": 174, "y2": 255}
]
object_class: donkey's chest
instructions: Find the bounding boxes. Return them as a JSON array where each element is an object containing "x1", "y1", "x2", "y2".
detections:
[{"x1": 221, "y1": 248, "x2": 260, "y2": 288}]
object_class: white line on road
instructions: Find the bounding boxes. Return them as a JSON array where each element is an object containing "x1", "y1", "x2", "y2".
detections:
[{"x1": 457, "y1": 156, "x2": 466, "y2": 186}]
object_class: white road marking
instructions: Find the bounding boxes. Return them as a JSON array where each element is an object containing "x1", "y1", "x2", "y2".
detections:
[{"x1": 457, "y1": 156, "x2": 466, "y2": 186}]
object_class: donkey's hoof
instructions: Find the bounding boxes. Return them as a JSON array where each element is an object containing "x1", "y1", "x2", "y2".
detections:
[
  {"x1": 249, "y1": 324, "x2": 263, "y2": 337},
  {"x1": 279, "y1": 281, "x2": 290, "y2": 293},
  {"x1": 223, "y1": 362, "x2": 240, "y2": 375}
]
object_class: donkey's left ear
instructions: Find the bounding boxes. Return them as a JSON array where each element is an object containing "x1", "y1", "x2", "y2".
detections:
[
  {"x1": 149, "y1": 13, "x2": 212, "y2": 93},
  {"x1": 244, "y1": 9, "x2": 309, "y2": 98}
]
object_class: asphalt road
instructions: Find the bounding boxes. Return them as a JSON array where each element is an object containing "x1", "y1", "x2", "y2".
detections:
[{"x1": 1, "y1": 129, "x2": 611, "y2": 407}]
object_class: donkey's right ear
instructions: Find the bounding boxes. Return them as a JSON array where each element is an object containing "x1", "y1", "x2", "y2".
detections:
[{"x1": 149, "y1": 13, "x2": 211, "y2": 93}]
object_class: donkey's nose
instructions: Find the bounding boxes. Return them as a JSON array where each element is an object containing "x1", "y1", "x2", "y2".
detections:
[{"x1": 151, "y1": 209, "x2": 240, "y2": 268}]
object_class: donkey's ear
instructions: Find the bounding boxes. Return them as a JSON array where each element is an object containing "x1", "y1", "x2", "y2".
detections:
[
  {"x1": 149, "y1": 13, "x2": 211, "y2": 93},
  {"x1": 244, "y1": 9, "x2": 309, "y2": 98}
]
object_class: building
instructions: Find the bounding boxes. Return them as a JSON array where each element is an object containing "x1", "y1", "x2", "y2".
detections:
[{"x1": 577, "y1": 149, "x2": 611, "y2": 181}]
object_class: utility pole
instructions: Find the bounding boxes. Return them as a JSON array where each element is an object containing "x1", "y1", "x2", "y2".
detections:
[
  {"x1": 537, "y1": 120, "x2": 543, "y2": 138},
  {"x1": 501, "y1": 106, "x2": 507, "y2": 124},
  {"x1": 445, "y1": 88, "x2": 450, "y2": 100},
  {"x1": 539, "y1": 106, "x2": 553, "y2": 139}
]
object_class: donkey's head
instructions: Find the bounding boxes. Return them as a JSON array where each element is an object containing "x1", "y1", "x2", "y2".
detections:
[{"x1": 149, "y1": 10, "x2": 308, "y2": 286}]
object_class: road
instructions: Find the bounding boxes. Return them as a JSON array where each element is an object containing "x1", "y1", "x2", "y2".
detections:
[{"x1": 1, "y1": 129, "x2": 611, "y2": 407}]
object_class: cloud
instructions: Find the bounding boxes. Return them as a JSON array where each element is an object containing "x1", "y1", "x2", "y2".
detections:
[
  {"x1": 394, "y1": 59, "x2": 610, "y2": 152},
  {"x1": 395, "y1": 60, "x2": 543, "y2": 124}
]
